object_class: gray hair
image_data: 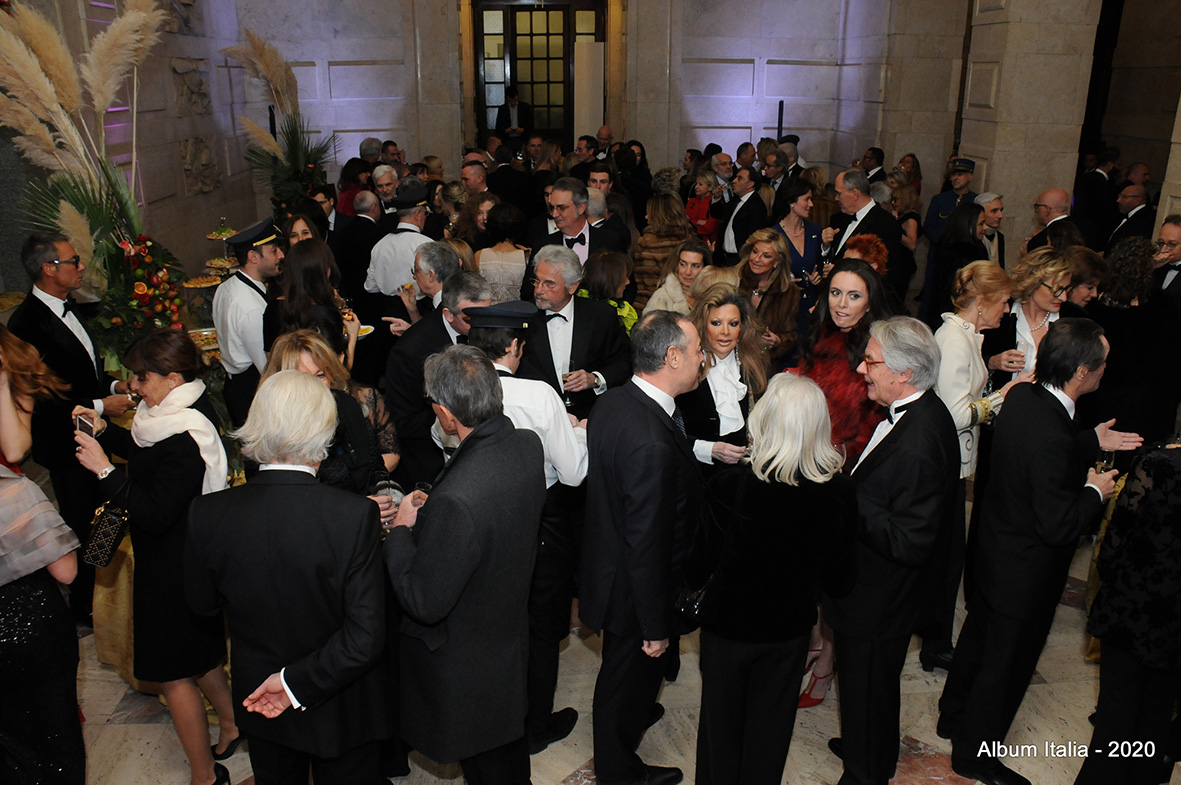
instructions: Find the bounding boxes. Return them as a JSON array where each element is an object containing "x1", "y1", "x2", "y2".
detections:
[
  {"x1": 586, "y1": 187, "x2": 607, "y2": 221},
  {"x1": 397, "y1": 176, "x2": 424, "y2": 194},
  {"x1": 710, "y1": 153, "x2": 732, "y2": 170},
  {"x1": 869, "y1": 316, "x2": 941, "y2": 391},
  {"x1": 975, "y1": 192, "x2": 1003, "y2": 207},
  {"x1": 359, "y1": 137, "x2": 382, "y2": 159},
  {"x1": 353, "y1": 190, "x2": 378, "y2": 215},
  {"x1": 780, "y1": 142, "x2": 799, "y2": 162},
  {"x1": 632, "y1": 310, "x2": 690, "y2": 374},
  {"x1": 533, "y1": 244, "x2": 583, "y2": 287},
  {"x1": 869, "y1": 181, "x2": 893, "y2": 206},
  {"x1": 372, "y1": 164, "x2": 396, "y2": 182},
  {"x1": 440, "y1": 269, "x2": 491, "y2": 313},
  {"x1": 551, "y1": 176, "x2": 587, "y2": 206},
  {"x1": 423, "y1": 345, "x2": 503, "y2": 428},
  {"x1": 747, "y1": 373, "x2": 843, "y2": 486},
  {"x1": 764, "y1": 148, "x2": 786, "y2": 168},
  {"x1": 418, "y1": 241, "x2": 462, "y2": 282},
  {"x1": 233, "y1": 370, "x2": 337, "y2": 465},
  {"x1": 839, "y1": 168, "x2": 870, "y2": 197}
]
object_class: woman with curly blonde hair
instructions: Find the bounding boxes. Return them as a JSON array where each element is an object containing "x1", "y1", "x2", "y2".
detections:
[{"x1": 737, "y1": 228, "x2": 801, "y2": 368}]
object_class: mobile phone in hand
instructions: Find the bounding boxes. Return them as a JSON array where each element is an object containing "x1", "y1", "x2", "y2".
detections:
[{"x1": 75, "y1": 415, "x2": 94, "y2": 438}]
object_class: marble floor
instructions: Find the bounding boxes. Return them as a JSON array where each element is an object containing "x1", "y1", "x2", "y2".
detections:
[{"x1": 72, "y1": 541, "x2": 1181, "y2": 785}]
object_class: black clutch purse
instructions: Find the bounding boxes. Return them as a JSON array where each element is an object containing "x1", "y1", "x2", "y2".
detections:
[{"x1": 82, "y1": 479, "x2": 130, "y2": 568}]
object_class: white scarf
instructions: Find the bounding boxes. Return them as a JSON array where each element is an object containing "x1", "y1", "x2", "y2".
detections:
[{"x1": 131, "y1": 379, "x2": 228, "y2": 495}]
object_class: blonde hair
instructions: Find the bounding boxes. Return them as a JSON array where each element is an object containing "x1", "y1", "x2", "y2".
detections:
[
  {"x1": 262, "y1": 329, "x2": 350, "y2": 391},
  {"x1": 444, "y1": 237, "x2": 476, "y2": 271},
  {"x1": 951, "y1": 260, "x2": 1012, "y2": 311},
  {"x1": 233, "y1": 370, "x2": 337, "y2": 466},
  {"x1": 747, "y1": 373, "x2": 843, "y2": 485},
  {"x1": 689, "y1": 265, "x2": 740, "y2": 302},
  {"x1": 1009, "y1": 247, "x2": 1073, "y2": 303}
]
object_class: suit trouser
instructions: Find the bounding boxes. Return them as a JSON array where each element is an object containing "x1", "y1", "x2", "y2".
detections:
[
  {"x1": 1074, "y1": 641, "x2": 1179, "y2": 785},
  {"x1": 938, "y1": 594, "x2": 1055, "y2": 768},
  {"x1": 833, "y1": 630, "x2": 911, "y2": 785},
  {"x1": 920, "y1": 479, "x2": 966, "y2": 653},
  {"x1": 459, "y1": 735, "x2": 532, "y2": 785},
  {"x1": 592, "y1": 628, "x2": 667, "y2": 782},
  {"x1": 223, "y1": 366, "x2": 260, "y2": 429},
  {"x1": 696, "y1": 629, "x2": 808, "y2": 785},
  {"x1": 248, "y1": 737, "x2": 380, "y2": 785}
]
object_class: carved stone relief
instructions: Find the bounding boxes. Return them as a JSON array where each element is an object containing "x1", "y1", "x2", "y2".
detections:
[
  {"x1": 180, "y1": 137, "x2": 221, "y2": 194},
  {"x1": 171, "y1": 58, "x2": 211, "y2": 116}
]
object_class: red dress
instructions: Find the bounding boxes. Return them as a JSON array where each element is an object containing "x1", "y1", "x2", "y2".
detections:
[
  {"x1": 686, "y1": 196, "x2": 719, "y2": 247},
  {"x1": 797, "y1": 327, "x2": 883, "y2": 471}
]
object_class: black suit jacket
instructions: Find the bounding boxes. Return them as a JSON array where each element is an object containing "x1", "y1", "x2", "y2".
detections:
[
  {"x1": 824, "y1": 390, "x2": 959, "y2": 640},
  {"x1": 1105, "y1": 206, "x2": 1155, "y2": 251},
  {"x1": 385, "y1": 310, "x2": 452, "y2": 486},
  {"x1": 385, "y1": 414, "x2": 545, "y2": 763},
  {"x1": 829, "y1": 204, "x2": 908, "y2": 293},
  {"x1": 711, "y1": 192, "x2": 769, "y2": 257},
  {"x1": 520, "y1": 223, "x2": 630, "y2": 300},
  {"x1": 333, "y1": 215, "x2": 384, "y2": 301},
  {"x1": 518, "y1": 297, "x2": 632, "y2": 419},
  {"x1": 973, "y1": 383, "x2": 1103, "y2": 620},
  {"x1": 1027, "y1": 214, "x2": 1097, "y2": 252},
  {"x1": 184, "y1": 471, "x2": 390, "y2": 758},
  {"x1": 8, "y1": 291, "x2": 108, "y2": 471},
  {"x1": 580, "y1": 381, "x2": 703, "y2": 640},
  {"x1": 494, "y1": 101, "x2": 532, "y2": 139}
]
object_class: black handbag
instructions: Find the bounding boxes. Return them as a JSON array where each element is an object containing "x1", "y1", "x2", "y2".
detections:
[
  {"x1": 82, "y1": 478, "x2": 131, "y2": 568},
  {"x1": 675, "y1": 470, "x2": 747, "y2": 626}
]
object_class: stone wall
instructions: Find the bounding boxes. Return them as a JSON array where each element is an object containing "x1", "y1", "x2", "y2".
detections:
[{"x1": 1100, "y1": 0, "x2": 1181, "y2": 203}]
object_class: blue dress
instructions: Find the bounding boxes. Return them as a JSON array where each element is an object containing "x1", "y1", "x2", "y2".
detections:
[{"x1": 774, "y1": 219, "x2": 822, "y2": 342}]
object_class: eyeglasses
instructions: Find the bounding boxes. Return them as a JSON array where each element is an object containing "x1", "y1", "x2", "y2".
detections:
[
  {"x1": 1032, "y1": 203, "x2": 1049, "y2": 210},
  {"x1": 52, "y1": 255, "x2": 81, "y2": 266},
  {"x1": 530, "y1": 277, "x2": 563, "y2": 290},
  {"x1": 1040, "y1": 281, "x2": 1069, "y2": 298},
  {"x1": 861, "y1": 355, "x2": 887, "y2": 370},
  {"x1": 1156, "y1": 240, "x2": 1181, "y2": 251}
]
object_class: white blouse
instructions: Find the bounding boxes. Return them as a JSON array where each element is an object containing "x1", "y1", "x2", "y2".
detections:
[
  {"x1": 692, "y1": 350, "x2": 748, "y2": 465},
  {"x1": 935, "y1": 313, "x2": 999, "y2": 478}
]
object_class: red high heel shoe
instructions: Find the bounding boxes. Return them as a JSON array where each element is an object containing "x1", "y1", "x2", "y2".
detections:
[
  {"x1": 804, "y1": 646, "x2": 822, "y2": 672},
  {"x1": 798, "y1": 669, "x2": 835, "y2": 708}
]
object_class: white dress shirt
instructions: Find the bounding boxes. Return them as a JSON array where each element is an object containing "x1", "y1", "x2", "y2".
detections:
[
  {"x1": 1012, "y1": 304, "x2": 1058, "y2": 378},
  {"x1": 560, "y1": 222, "x2": 590, "y2": 266},
  {"x1": 692, "y1": 350, "x2": 748, "y2": 464},
  {"x1": 631, "y1": 374, "x2": 675, "y2": 417},
  {"x1": 364, "y1": 222, "x2": 429, "y2": 295},
  {"x1": 722, "y1": 191, "x2": 754, "y2": 253},
  {"x1": 544, "y1": 298, "x2": 606, "y2": 394},
  {"x1": 212, "y1": 271, "x2": 268, "y2": 376},
  {"x1": 853, "y1": 389, "x2": 925, "y2": 474},
  {"x1": 496, "y1": 363, "x2": 588, "y2": 488}
]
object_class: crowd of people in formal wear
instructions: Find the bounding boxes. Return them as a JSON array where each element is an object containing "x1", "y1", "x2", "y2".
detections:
[{"x1": 4, "y1": 121, "x2": 1181, "y2": 785}]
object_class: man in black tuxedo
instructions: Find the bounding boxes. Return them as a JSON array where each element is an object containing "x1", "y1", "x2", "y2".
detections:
[
  {"x1": 711, "y1": 167, "x2": 769, "y2": 266},
  {"x1": 518, "y1": 245, "x2": 631, "y2": 420},
  {"x1": 1024, "y1": 188, "x2": 1096, "y2": 253},
  {"x1": 581, "y1": 311, "x2": 705, "y2": 785},
  {"x1": 184, "y1": 370, "x2": 391, "y2": 784},
  {"x1": 1073, "y1": 146, "x2": 1120, "y2": 241},
  {"x1": 1106, "y1": 184, "x2": 1155, "y2": 251},
  {"x1": 763, "y1": 148, "x2": 793, "y2": 221},
  {"x1": 385, "y1": 270, "x2": 491, "y2": 487},
  {"x1": 570, "y1": 135, "x2": 599, "y2": 183},
  {"x1": 938, "y1": 319, "x2": 1137, "y2": 785},
  {"x1": 1153, "y1": 215, "x2": 1181, "y2": 306},
  {"x1": 385, "y1": 345, "x2": 546, "y2": 785},
  {"x1": 520, "y1": 177, "x2": 628, "y2": 297},
  {"x1": 9, "y1": 234, "x2": 135, "y2": 622},
  {"x1": 494, "y1": 86, "x2": 532, "y2": 150},
  {"x1": 858, "y1": 146, "x2": 887, "y2": 183},
  {"x1": 334, "y1": 190, "x2": 384, "y2": 301},
  {"x1": 824, "y1": 316, "x2": 959, "y2": 785},
  {"x1": 823, "y1": 168, "x2": 907, "y2": 300}
]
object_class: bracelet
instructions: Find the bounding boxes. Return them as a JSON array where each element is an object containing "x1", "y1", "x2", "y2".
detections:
[{"x1": 97, "y1": 465, "x2": 116, "y2": 480}]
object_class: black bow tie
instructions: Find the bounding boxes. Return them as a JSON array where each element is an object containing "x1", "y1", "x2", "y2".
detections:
[
  {"x1": 61, "y1": 298, "x2": 76, "y2": 315},
  {"x1": 546, "y1": 312, "x2": 567, "y2": 322},
  {"x1": 886, "y1": 402, "x2": 911, "y2": 424},
  {"x1": 564, "y1": 235, "x2": 586, "y2": 248}
]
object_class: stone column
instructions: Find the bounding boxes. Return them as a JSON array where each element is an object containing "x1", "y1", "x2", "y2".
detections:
[
  {"x1": 407, "y1": 0, "x2": 464, "y2": 161},
  {"x1": 1157, "y1": 92, "x2": 1181, "y2": 226},
  {"x1": 624, "y1": 0, "x2": 681, "y2": 169},
  {"x1": 959, "y1": 0, "x2": 1102, "y2": 267}
]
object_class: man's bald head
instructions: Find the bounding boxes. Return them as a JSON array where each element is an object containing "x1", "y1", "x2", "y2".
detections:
[{"x1": 1117, "y1": 184, "x2": 1148, "y2": 214}]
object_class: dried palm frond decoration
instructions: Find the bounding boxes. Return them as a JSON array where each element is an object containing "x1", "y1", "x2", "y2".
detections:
[
  {"x1": 0, "y1": 0, "x2": 187, "y2": 365},
  {"x1": 221, "y1": 28, "x2": 336, "y2": 218}
]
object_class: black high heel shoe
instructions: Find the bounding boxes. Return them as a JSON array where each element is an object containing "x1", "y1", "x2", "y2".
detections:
[
  {"x1": 213, "y1": 762, "x2": 231, "y2": 785},
  {"x1": 211, "y1": 734, "x2": 245, "y2": 761}
]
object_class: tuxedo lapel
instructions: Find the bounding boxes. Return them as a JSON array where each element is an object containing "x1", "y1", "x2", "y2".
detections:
[
  {"x1": 851, "y1": 392, "x2": 934, "y2": 479},
  {"x1": 528, "y1": 318, "x2": 561, "y2": 389},
  {"x1": 569, "y1": 300, "x2": 592, "y2": 373},
  {"x1": 625, "y1": 381, "x2": 697, "y2": 466},
  {"x1": 32, "y1": 296, "x2": 101, "y2": 381}
]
